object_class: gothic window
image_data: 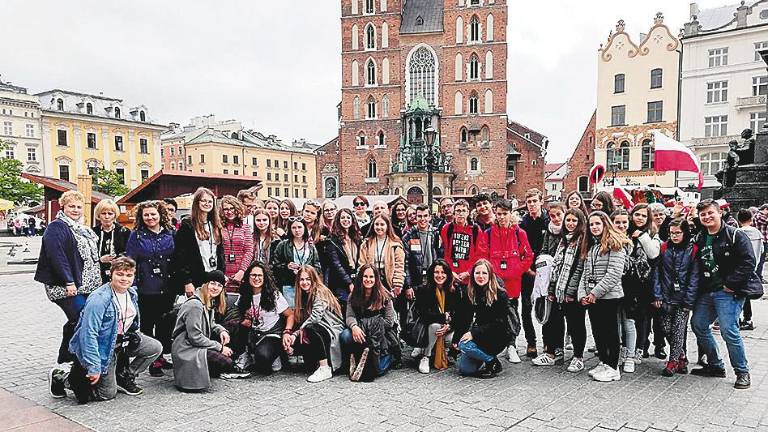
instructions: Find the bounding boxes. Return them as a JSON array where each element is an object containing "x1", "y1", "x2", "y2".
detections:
[
  {"x1": 352, "y1": 24, "x2": 359, "y2": 50},
  {"x1": 365, "y1": 0, "x2": 374, "y2": 14},
  {"x1": 486, "y1": 14, "x2": 494, "y2": 40},
  {"x1": 86, "y1": 103, "x2": 93, "y2": 114},
  {"x1": 358, "y1": 132, "x2": 366, "y2": 147},
  {"x1": 481, "y1": 125, "x2": 490, "y2": 142},
  {"x1": 368, "y1": 158, "x2": 377, "y2": 178},
  {"x1": 485, "y1": 51, "x2": 493, "y2": 78},
  {"x1": 381, "y1": 95, "x2": 389, "y2": 118},
  {"x1": 366, "y1": 24, "x2": 375, "y2": 49},
  {"x1": 408, "y1": 46, "x2": 437, "y2": 104},
  {"x1": 454, "y1": 91, "x2": 463, "y2": 114},
  {"x1": 469, "y1": 54, "x2": 479, "y2": 79},
  {"x1": 367, "y1": 96, "x2": 376, "y2": 118},
  {"x1": 378, "y1": 131, "x2": 385, "y2": 146},
  {"x1": 455, "y1": 53, "x2": 463, "y2": 81},
  {"x1": 470, "y1": 157, "x2": 479, "y2": 171},
  {"x1": 56, "y1": 98, "x2": 64, "y2": 110},
  {"x1": 469, "y1": 92, "x2": 478, "y2": 114},
  {"x1": 353, "y1": 96, "x2": 361, "y2": 119},
  {"x1": 382, "y1": 57, "x2": 390, "y2": 84},
  {"x1": 460, "y1": 127, "x2": 468, "y2": 144},
  {"x1": 382, "y1": 22, "x2": 389, "y2": 47},
  {"x1": 351, "y1": 60, "x2": 359, "y2": 86},
  {"x1": 470, "y1": 15, "x2": 480, "y2": 42},
  {"x1": 484, "y1": 89, "x2": 493, "y2": 113},
  {"x1": 456, "y1": 16, "x2": 464, "y2": 43},
  {"x1": 367, "y1": 59, "x2": 376, "y2": 85},
  {"x1": 114, "y1": 107, "x2": 121, "y2": 119}
]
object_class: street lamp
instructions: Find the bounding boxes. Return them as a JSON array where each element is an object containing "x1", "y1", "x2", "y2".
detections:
[
  {"x1": 424, "y1": 126, "x2": 438, "y2": 207},
  {"x1": 610, "y1": 162, "x2": 619, "y2": 186}
]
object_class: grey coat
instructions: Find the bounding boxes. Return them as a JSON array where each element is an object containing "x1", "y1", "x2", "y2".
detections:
[
  {"x1": 578, "y1": 243, "x2": 626, "y2": 301},
  {"x1": 299, "y1": 299, "x2": 345, "y2": 371},
  {"x1": 171, "y1": 297, "x2": 225, "y2": 391}
]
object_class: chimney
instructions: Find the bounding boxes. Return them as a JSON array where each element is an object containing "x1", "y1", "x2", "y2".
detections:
[
  {"x1": 690, "y1": 2, "x2": 699, "y2": 20},
  {"x1": 736, "y1": 1, "x2": 749, "y2": 28}
]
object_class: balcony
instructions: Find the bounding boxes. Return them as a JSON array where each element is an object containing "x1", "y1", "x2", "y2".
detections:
[
  {"x1": 735, "y1": 95, "x2": 767, "y2": 110},
  {"x1": 689, "y1": 134, "x2": 738, "y2": 148}
]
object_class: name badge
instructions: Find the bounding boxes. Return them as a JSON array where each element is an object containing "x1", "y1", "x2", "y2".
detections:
[
  {"x1": 228, "y1": 253, "x2": 236, "y2": 263},
  {"x1": 152, "y1": 267, "x2": 161, "y2": 274},
  {"x1": 422, "y1": 269, "x2": 427, "y2": 276},
  {"x1": 704, "y1": 271, "x2": 711, "y2": 278},
  {"x1": 500, "y1": 261, "x2": 508, "y2": 270},
  {"x1": 209, "y1": 256, "x2": 217, "y2": 268},
  {"x1": 410, "y1": 242, "x2": 422, "y2": 252},
  {"x1": 453, "y1": 261, "x2": 459, "y2": 268}
]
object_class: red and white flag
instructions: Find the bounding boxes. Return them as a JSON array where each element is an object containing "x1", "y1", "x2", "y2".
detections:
[{"x1": 653, "y1": 131, "x2": 704, "y2": 189}]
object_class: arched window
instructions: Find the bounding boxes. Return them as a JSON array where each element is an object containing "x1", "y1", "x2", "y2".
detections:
[
  {"x1": 368, "y1": 158, "x2": 377, "y2": 178},
  {"x1": 454, "y1": 91, "x2": 463, "y2": 115},
  {"x1": 470, "y1": 15, "x2": 480, "y2": 42},
  {"x1": 456, "y1": 16, "x2": 464, "y2": 43},
  {"x1": 367, "y1": 96, "x2": 376, "y2": 118},
  {"x1": 351, "y1": 24, "x2": 359, "y2": 50},
  {"x1": 469, "y1": 54, "x2": 479, "y2": 79},
  {"x1": 469, "y1": 92, "x2": 478, "y2": 114},
  {"x1": 366, "y1": 24, "x2": 375, "y2": 50},
  {"x1": 469, "y1": 186, "x2": 478, "y2": 195},
  {"x1": 617, "y1": 141, "x2": 630, "y2": 170},
  {"x1": 650, "y1": 68, "x2": 663, "y2": 89},
  {"x1": 351, "y1": 60, "x2": 359, "y2": 86},
  {"x1": 614, "y1": 74, "x2": 625, "y2": 93},
  {"x1": 382, "y1": 22, "x2": 389, "y2": 48},
  {"x1": 484, "y1": 89, "x2": 493, "y2": 113},
  {"x1": 353, "y1": 96, "x2": 361, "y2": 119},
  {"x1": 86, "y1": 103, "x2": 93, "y2": 114},
  {"x1": 382, "y1": 57, "x2": 390, "y2": 84},
  {"x1": 408, "y1": 46, "x2": 437, "y2": 104},
  {"x1": 641, "y1": 138, "x2": 654, "y2": 169},
  {"x1": 139, "y1": 111, "x2": 146, "y2": 122},
  {"x1": 455, "y1": 53, "x2": 463, "y2": 81},
  {"x1": 460, "y1": 127, "x2": 468, "y2": 144},
  {"x1": 365, "y1": 0, "x2": 374, "y2": 14},
  {"x1": 56, "y1": 98, "x2": 64, "y2": 111},
  {"x1": 606, "y1": 141, "x2": 616, "y2": 167},
  {"x1": 378, "y1": 131, "x2": 385, "y2": 146},
  {"x1": 486, "y1": 14, "x2": 494, "y2": 41},
  {"x1": 485, "y1": 51, "x2": 493, "y2": 79},
  {"x1": 481, "y1": 125, "x2": 490, "y2": 142},
  {"x1": 114, "y1": 107, "x2": 121, "y2": 119},
  {"x1": 470, "y1": 157, "x2": 479, "y2": 171},
  {"x1": 357, "y1": 131, "x2": 367, "y2": 147},
  {"x1": 366, "y1": 59, "x2": 376, "y2": 85},
  {"x1": 381, "y1": 95, "x2": 389, "y2": 118}
]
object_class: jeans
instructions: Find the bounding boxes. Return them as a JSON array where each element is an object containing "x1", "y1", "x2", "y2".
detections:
[
  {"x1": 521, "y1": 275, "x2": 537, "y2": 347},
  {"x1": 339, "y1": 329, "x2": 391, "y2": 376},
  {"x1": 457, "y1": 340, "x2": 494, "y2": 376},
  {"x1": 588, "y1": 299, "x2": 621, "y2": 369},
  {"x1": 620, "y1": 309, "x2": 637, "y2": 355},
  {"x1": 54, "y1": 294, "x2": 87, "y2": 364},
  {"x1": 691, "y1": 290, "x2": 749, "y2": 374},
  {"x1": 282, "y1": 285, "x2": 295, "y2": 306}
]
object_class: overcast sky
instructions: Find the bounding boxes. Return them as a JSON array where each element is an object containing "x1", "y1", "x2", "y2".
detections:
[{"x1": 0, "y1": 0, "x2": 731, "y2": 162}]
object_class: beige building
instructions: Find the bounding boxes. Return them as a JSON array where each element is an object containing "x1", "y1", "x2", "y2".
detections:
[
  {"x1": 595, "y1": 13, "x2": 679, "y2": 189},
  {"x1": 0, "y1": 78, "x2": 44, "y2": 174}
]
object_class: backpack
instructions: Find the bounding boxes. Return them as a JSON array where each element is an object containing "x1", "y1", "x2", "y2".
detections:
[{"x1": 446, "y1": 223, "x2": 480, "y2": 246}]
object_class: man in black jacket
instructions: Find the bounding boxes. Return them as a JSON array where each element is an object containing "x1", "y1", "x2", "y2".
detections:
[
  {"x1": 519, "y1": 188, "x2": 549, "y2": 358},
  {"x1": 690, "y1": 199, "x2": 763, "y2": 389}
]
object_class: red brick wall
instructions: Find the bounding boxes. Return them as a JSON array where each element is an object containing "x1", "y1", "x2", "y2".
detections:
[
  {"x1": 562, "y1": 111, "x2": 596, "y2": 194},
  {"x1": 506, "y1": 127, "x2": 545, "y2": 200}
]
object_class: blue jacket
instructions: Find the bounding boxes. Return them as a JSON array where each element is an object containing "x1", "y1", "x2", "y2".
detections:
[
  {"x1": 34, "y1": 219, "x2": 83, "y2": 287},
  {"x1": 69, "y1": 284, "x2": 140, "y2": 375},
  {"x1": 652, "y1": 242, "x2": 700, "y2": 309},
  {"x1": 125, "y1": 227, "x2": 175, "y2": 296},
  {"x1": 402, "y1": 226, "x2": 442, "y2": 290}
]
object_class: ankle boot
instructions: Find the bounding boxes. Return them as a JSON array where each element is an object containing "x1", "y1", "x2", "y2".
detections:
[
  {"x1": 677, "y1": 356, "x2": 689, "y2": 374},
  {"x1": 662, "y1": 360, "x2": 677, "y2": 377}
]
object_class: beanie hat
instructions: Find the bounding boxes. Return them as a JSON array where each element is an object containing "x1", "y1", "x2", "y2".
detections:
[{"x1": 204, "y1": 270, "x2": 226, "y2": 286}]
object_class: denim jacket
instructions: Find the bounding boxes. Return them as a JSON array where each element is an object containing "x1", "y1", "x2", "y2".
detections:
[{"x1": 69, "y1": 283, "x2": 140, "y2": 375}]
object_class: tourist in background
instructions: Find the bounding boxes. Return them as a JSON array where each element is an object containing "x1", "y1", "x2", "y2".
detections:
[{"x1": 352, "y1": 195, "x2": 370, "y2": 228}]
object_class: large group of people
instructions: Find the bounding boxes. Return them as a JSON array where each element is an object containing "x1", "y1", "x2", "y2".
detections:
[{"x1": 35, "y1": 186, "x2": 765, "y2": 404}]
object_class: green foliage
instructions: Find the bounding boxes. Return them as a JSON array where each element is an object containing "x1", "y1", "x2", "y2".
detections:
[
  {"x1": 0, "y1": 140, "x2": 42, "y2": 205},
  {"x1": 93, "y1": 167, "x2": 129, "y2": 197}
]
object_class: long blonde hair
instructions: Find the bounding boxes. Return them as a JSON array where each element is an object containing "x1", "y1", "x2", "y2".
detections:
[
  {"x1": 293, "y1": 266, "x2": 342, "y2": 323},
  {"x1": 468, "y1": 259, "x2": 501, "y2": 306},
  {"x1": 190, "y1": 187, "x2": 221, "y2": 244},
  {"x1": 199, "y1": 282, "x2": 227, "y2": 315},
  {"x1": 590, "y1": 211, "x2": 630, "y2": 254}
]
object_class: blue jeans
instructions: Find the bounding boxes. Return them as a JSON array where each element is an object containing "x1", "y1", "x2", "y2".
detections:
[
  {"x1": 457, "y1": 340, "x2": 494, "y2": 376},
  {"x1": 691, "y1": 290, "x2": 749, "y2": 374},
  {"x1": 54, "y1": 294, "x2": 87, "y2": 364},
  {"x1": 282, "y1": 285, "x2": 295, "y2": 306},
  {"x1": 339, "y1": 329, "x2": 391, "y2": 376}
]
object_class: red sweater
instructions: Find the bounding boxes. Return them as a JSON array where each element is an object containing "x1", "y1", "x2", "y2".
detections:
[
  {"x1": 221, "y1": 222, "x2": 254, "y2": 292},
  {"x1": 440, "y1": 222, "x2": 480, "y2": 280},
  {"x1": 476, "y1": 224, "x2": 533, "y2": 298}
]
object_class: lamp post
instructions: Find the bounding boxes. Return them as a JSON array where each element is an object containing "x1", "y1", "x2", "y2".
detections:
[
  {"x1": 424, "y1": 126, "x2": 438, "y2": 207},
  {"x1": 610, "y1": 162, "x2": 619, "y2": 186}
]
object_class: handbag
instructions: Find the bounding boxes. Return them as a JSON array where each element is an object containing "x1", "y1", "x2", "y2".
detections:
[{"x1": 403, "y1": 301, "x2": 428, "y2": 348}]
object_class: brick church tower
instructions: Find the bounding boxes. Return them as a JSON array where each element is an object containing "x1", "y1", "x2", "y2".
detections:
[{"x1": 321, "y1": 0, "x2": 512, "y2": 203}]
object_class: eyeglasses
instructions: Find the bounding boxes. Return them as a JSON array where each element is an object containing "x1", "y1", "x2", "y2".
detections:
[
  {"x1": 323, "y1": 208, "x2": 337, "y2": 213},
  {"x1": 669, "y1": 231, "x2": 684, "y2": 237},
  {"x1": 221, "y1": 207, "x2": 236, "y2": 213},
  {"x1": 354, "y1": 202, "x2": 366, "y2": 207}
]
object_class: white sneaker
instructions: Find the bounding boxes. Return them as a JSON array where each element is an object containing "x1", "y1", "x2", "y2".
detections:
[
  {"x1": 618, "y1": 347, "x2": 627, "y2": 366},
  {"x1": 593, "y1": 366, "x2": 621, "y2": 382},
  {"x1": 532, "y1": 353, "x2": 557, "y2": 366},
  {"x1": 411, "y1": 348, "x2": 423, "y2": 359},
  {"x1": 271, "y1": 357, "x2": 282, "y2": 372},
  {"x1": 567, "y1": 357, "x2": 584, "y2": 373},
  {"x1": 307, "y1": 365, "x2": 332, "y2": 383},
  {"x1": 418, "y1": 356, "x2": 430, "y2": 374},
  {"x1": 634, "y1": 349, "x2": 643, "y2": 365},
  {"x1": 507, "y1": 346, "x2": 521, "y2": 363},
  {"x1": 623, "y1": 358, "x2": 635, "y2": 373},
  {"x1": 588, "y1": 362, "x2": 606, "y2": 377}
]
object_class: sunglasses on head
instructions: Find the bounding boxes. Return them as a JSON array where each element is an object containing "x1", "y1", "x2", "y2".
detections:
[
  {"x1": 354, "y1": 202, "x2": 366, "y2": 207},
  {"x1": 288, "y1": 216, "x2": 304, "y2": 222}
]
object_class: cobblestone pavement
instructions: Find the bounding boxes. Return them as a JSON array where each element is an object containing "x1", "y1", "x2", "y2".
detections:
[{"x1": 1, "y1": 273, "x2": 768, "y2": 432}]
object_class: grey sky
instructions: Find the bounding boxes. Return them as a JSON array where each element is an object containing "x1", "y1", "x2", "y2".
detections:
[{"x1": 0, "y1": 1, "x2": 727, "y2": 162}]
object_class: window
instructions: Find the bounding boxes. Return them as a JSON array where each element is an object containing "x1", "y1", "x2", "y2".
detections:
[
  {"x1": 2, "y1": 122, "x2": 11, "y2": 136},
  {"x1": 268, "y1": 187, "x2": 273, "y2": 196},
  {"x1": 293, "y1": 162, "x2": 298, "y2": 170},
  {"x1": 116, "y1": 168, "x2": 125, "y2": 184},
  {"x1": 469, "y1": 93, "x2": 478, "y2": 114},
  {"x1": 139, "y1": 138, "x2": 148, "y2": 154},
  {"x1": 381, "y1": 95, "x2": 389, "y2": 118},
  {"x1": 223, "y1": 155, "x2": 228, "y2": 164},
  {"x1": 641, "y1": 139, "x2": 654, "y2": 169},
  {"x1": 303, "y1": 189, "x2": 307, "y2": 198},
  {"x1": 200, "y1": 154, "x2": 205, "y2": 163},
  {"x1": 470, "y1": 15, "x2": 480, "y2": 42},
  {"x1": 367, "y1": 96, "x2": 376, "y2": 118},
  {"x1": 252, "y1": 157, "x2": 258, "y2": 166},
  {"x1": 284, "y1": 188, "x2": 289, "y2": 197},
  {"x1": 141, "y1": 169, "x2": 149, "y2": 182},
  {"x1": 56, "y1": 99, "x2": 64, "y2": 111},
  {"x1": 750, "y1": 112, "x2": 768, "y2": 132},
  {"x1": 755, "y1": 42, "x2": 768, "y2": 61},
  {"x1": 267, "y1": 173, "x2": 272, "y2": 181},
  {"x1": 706, "y1": 81, "x2": 728, "y2": 103},
  {"x1": 469, "y1": 54, "x2": 479, "y2": 80},
  {"x1": 455, "y1": 16, "x2": 464, "y2": 44},
  {"x1": 704, "y1": 115, "x2": 728, "y2": 137},
  {"x1": 616, "y1": 142, "x2": 630, "y2": 170},
  {"x1": 27, "y1": 147, "x2": 36, "y2": 162},
  {"x1": 223, "y1": 169, "x2": 229, "y2": 175},
  {"x1": 294, "y1": 189, "x2": 299, "y2": 198},
  {"x1": 460, "y1": 127, "x2": 468, "y2": 144},
  {"x1": 351, "y1": 60, "x2": 359, "y2": 86},
  {"x1": 382, "y1": 22, "x2": 389, "y2": 48},
  {"x1": 708, "y1": 48, "x2": 728, "y2": 67},
  {"x1": 188, "y1": 155, "x2": 192, "y2": 165},
  {"x1": 114, "y1": 107, "x2": 121, "y2": 119},
  {"x1": 366, "y1": 24, "x2": 375, "y2": 50},
  {"x1": 170, "y1": 147, "x2": 174, "y2": 156},
  {"x1": 283, "y1": 161, "x2": 288, "y2": 169},
  {"x1": 139, "y1": 111, "x2": 146, "y2": 122},
  {"x1": 470, "y1": 0, "x2": 480, "y2": 4},
  {"x1": 86, "y1": 103, "x2": 93, "y2": 114},
  {"x1": 351, "y1": 24, "x2": 359, "y2": 50},
  {"x1": 25, "y1": 124, "x2": 34, "y2": 137},
  {"x1": 701, "y1": 152, "x2": 728, "y2": 176},
  {"x1": 87, "y1": 133, "x2": 96, "y2": 149},
  {"x1": 302, "y1": 175, "x2": 307, "y2": 183},
  {"x1": 650, "y1": 68, "x2": 663, "y2": 89},
  {"x1": 170, "y1": 162, "x2": 175, "y2": 170},
  {"x1": 353, "y1": 96, "x2": 361, "y2": 119},
  {"x1": 408, "y1": 46, "x2": 436, "y2": 104},
  {"x1": 382, "y1": 57, "x2": 390, "y2": 84},
  {"x1": 752, "y1": 76, "x2": 768, "y2": 96},
  {"x1": 647, "y1": 101, "x2": 663, "y2": 123},
  {"x1": 485, "y1": 51, "x2": 493, "y2": 79},
  {"x1": 267, "y1": 159, "x2": 272, "y2": 168},
  {"x1": 486, "y1": 13, "x2": 494, "y2": 41},
  {"x1": 283, "y1": 173, "x2": 288, "y2": 182},
  {"x1": 367, "y1": 158, "x2": 377, "y2": 178},
  {"x1": 470, "y1": 157, "x2": 478, "y2": 171},
  {"x1": 358, "y1": 134, "x2": 366, "y2": 147},
  {"x1": 377, "y1": 131, "x2": 385, "y2": 146},
  {"x1": 253, "y1": 171, "x2": 257, "y2": 177},
  {"x1": 611, "y1": 105, "x2": 626, "y2": 126},
  {"x1": 577, "y1": 176, "x2": 589, "y2": 193},
  {"x1": 454, "y1": 91, "x2": 463, "y2": 115},
  {"x1": 302, "y1": 163, "x2": 306, "y2": 170},
  {"x1": 365, "y1": 0, "x2": 374, "y2": 13},
  {"x1": 56, "y1": 129, "x2": 67, "y2": 146},
  {"x1": 366, "y1": 59, "x2": 376, "y2": 85},
  {"x1": 294, "y1": 174, "x2": 298, "y2": 183},
  {"x1": 481, "y1": 125, "x2": 489, "y2": 142},
  {"x1": 114, "y1": 136, "x2": 124, "y2": 151},
  {"x1": 4, "y1": 147, "x2": 13, "y2": 159},
  {"x1": 231, "y1": 155, "x2": 238, "y2": 165},
  {"x1": 614, "y1": 74, "x2": 625, "y2": 93},
  {"x1": 59, "y1": 165, "x2": 69, "y2": 182},
  {"x1": 484, "y1": 89, "x2": 493, "y2": 113}
]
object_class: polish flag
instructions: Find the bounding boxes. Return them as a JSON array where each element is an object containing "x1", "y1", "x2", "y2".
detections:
[
  {"x1": 612, "y1": 187, "x2": 634, "y2": 210},
  {"x1": 653, "y1": 131, "x2": 704, "y2": 189}
]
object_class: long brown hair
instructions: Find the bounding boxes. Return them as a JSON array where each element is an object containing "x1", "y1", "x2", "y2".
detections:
[
  {"x1": 589, "y1": 211, "x2": 630, "y2": 254},
  {"x1": 278, "y1": 199, "x2": 297, "y2": 231},
  {"x1": 366, "y1": 214, "x2": 401, "y2": 243},
  {"x1": 252, "y1": 208, "x2": 277, "y2": 243},
  {"x1": 561, "y1": 208, "x2": 590, "y2": 259},
  {"x1": 468, "y1": 259, "x2": 501, "y2": 306},
  {"x1": 349, "y1": 264, "x2": 391, "y2": 313},
  {"x1": 190, "y1": 187, "x2": 221, "y2": 244},
  {"x1": 134, "y1": 200, "x2": 172, "y2": 231},
  {"x1": 332, "y1": 208, "x2": 361, "y2": 243},
  {"x1": 293, "y1": 266, "x2": 342, "y2": 323},
  {"x1": 629, "y1": 203, "x2": 658, "y2": 236}
]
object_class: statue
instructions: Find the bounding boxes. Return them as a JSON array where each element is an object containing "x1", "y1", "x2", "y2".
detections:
[
  {"x1": 715, "y1": 139, "x2": 739, "y2": 188},
  {"x1": 736, "y1": 128, "x2": 756, "y2": 165}
]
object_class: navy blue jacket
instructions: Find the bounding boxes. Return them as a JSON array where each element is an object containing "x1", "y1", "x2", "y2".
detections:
[
  {"x1": 652, "y1": 242, "x2": 700, "y2": 309},
  {"x1": 695, "y1": 223, "x2": 763, "y2": 299},
  {"x1": 125, "y1": 227, "x2": 175, "y2": 296},
  {"x1": 35, "y1": 219, "x2": 83, "y2": 287},
  {"x1": 402, "y1": 226, "x2": 442, "y2": 290}
]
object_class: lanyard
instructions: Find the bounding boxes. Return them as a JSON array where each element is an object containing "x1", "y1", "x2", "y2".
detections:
[
  {"x1": 256, "y1": 237, "x2": 266, "y2": 261},
  {"x1": 375, "y1": 237, "x2": 387, "y2": 269},
  {"x1": 100, "y1": 227, "x2": 115, "y2": 255},
  {"x1": 111, "y1": 288, "x2": 128, "y2": 333},
  {"x1": 294, "y1": 241, "x2": 307, "y2": 264},
  {"x1": 226, "y1": 223, "x2": 235, "y2": 253},
  {"x1": 206, "y1": 221, "x2": 214, "y2": 256}
]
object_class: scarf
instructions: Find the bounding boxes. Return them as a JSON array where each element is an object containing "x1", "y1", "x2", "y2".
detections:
[
  {"x1": 548, "y1": 221, "x2": 562, "y2": 236},
  {"x1": 433, "y1": 286, "x2": 449, "y2": 370},
  {"x1": 57, "y1": 210, "x2": 99, "y2": 264},
  {"x1": 552, "y1": 239, "x2": 579, "y2": 303}
]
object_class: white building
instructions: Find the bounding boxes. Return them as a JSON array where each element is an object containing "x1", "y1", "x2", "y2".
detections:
[
  {"x1": 544, "y1": 162, "x2": 567, "y2": 200},
  {"x1": 680, "y1": 0, "x2": 768, "y2": 191},
  {"x1": 0, "y1": 78, "x2": 43, "y2": 175}
]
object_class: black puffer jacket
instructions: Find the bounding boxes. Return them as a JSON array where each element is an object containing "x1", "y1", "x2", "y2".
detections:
[
  {"x1": 695, "y1": 223, "x2": 763, "y2": 299},
  {"x1": 652, "y1": 242, "x2": 700, "y2": 309}
]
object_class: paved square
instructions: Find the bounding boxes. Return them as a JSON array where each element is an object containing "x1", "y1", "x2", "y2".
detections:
[{"x1": 1, "y1": 272, "x2": 767, "y2": 432}]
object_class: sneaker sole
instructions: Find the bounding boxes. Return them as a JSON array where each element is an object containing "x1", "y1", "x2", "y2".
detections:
[
  {"x1": 593, "y1": 375, "x2": 621, "y2": 382},
  {"x1": 48, "y1": 369, "x2": 65, "y2": 399},
  {"x1": 116, "y1": 385, "x2": 143, "y2": 396}
]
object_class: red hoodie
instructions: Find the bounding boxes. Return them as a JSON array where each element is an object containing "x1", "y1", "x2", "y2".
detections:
[
  {"x1": 476, "y1": 224, "x2": 533, "y2": 298},
  {"x1": 440, "y1": 222, "x2": 480, "y2": 281}
]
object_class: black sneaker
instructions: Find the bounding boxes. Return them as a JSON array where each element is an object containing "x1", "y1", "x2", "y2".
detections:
[
  {"x1": 48, "y1": 368, "x2": 67, "y2": 399},
  {"x1": 642, "y1": 350, "x2": 650, "y2": 359},
  {"x1": 479, "y1": 358, "x2": 502, "y2": 378},
  {"x1": 116, "y1": 375, "x2": 143, "y2": 396},
  {"x1": 735, "y1": 372, "x2": 751, "y2": 389},
  {"x1": 740, "y1": 320, "x2": 756, "y2": 331},
  {"x1": 690, "y1": 365, "x2": 726, "y2": 378},
  {"x1": 654, "y1": 347, "x2": 667, "y2": 360}
]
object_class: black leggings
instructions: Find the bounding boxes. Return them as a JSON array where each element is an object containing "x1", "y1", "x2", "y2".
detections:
[
  {"x1": 521, "y1": 275, "x2": 537, "y2": 347},
  {"x1": 291, "y1": 325, "x2": 332, "y2": 370},
  {"x1": 543, "y1": 301, "x2": 587, "y2": 358},
  {"x1": 249, "y1": 337, "x2": 283, "y2": 375},
  {"x1": 588, "y1": 299, "x2": 621, "y2": 369},
  {"x1": 138, "y1": 293, "x2": 174, "y2": 353}
]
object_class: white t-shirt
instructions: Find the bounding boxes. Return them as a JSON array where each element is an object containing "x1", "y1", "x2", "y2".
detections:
[
  {"x1": 197, "y1": 222, "x2": 216, "y2": 272},
  {"x1": 114, "y1": 291, "x2": 136, "y2": 335},
  {"x1": 250, "y1": 291, "x2": 289, "y2": 332}
]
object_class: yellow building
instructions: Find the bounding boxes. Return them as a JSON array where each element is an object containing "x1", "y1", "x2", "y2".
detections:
[
  {"x1": 37, "y1": 89, "x2": 165, "y2": 188},
  {"x1": 595, "y1": 14, "x2": 680, "y2": 188},
  {"x1": 168, "y1": 127, "x2": 319, "y2": 199}
]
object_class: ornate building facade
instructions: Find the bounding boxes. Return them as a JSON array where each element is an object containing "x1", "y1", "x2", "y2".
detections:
[{"x1": 0, "y1": 78, "x2": 44, "y2": 175}]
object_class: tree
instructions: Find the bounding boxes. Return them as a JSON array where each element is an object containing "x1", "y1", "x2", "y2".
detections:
[
  {"x1": 0, "y1": 141, "x2": 42, "y2": 205},
  {"x1": 93, "y1": 167, "x2": 129, "y2": 197}
]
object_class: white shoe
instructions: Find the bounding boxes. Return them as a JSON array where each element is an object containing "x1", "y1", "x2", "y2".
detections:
[
  {"x1": 618, "y1": 347, "x2": 627, "y2": 366},
  {"x1": 411, "y1": 348, "x2": 423, "y2": 359},
  {"x1": 532, "y1": 353, "x2": 557, "y2": 366},
  {"x1": 588, "y1": 362, "x2": 606, "y2": 377},
  {"x1": 418, "y1": 357, "x2": 430, "y2": 374},
  {"x1": 507, "y1": 346, "x2": 521, "y2": 364},
  {"x1": 271, "y1": 357, "x2": 282, "y2": 372},
  {"x1": 567, "y1": 357, "x2": 584, "y2": 373},
  {"x1": 593, "y1": 366, "x2": 621, "y2": 382},
  {"x1": 623, "y1": 358, "x2": 635, "y2": 373},
  {"x1": 634, "y1": 349, "x2": 643, "y2": 365},
  {"x1": 307, "y1": 365, "x2": 332, "y2": 383}
]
